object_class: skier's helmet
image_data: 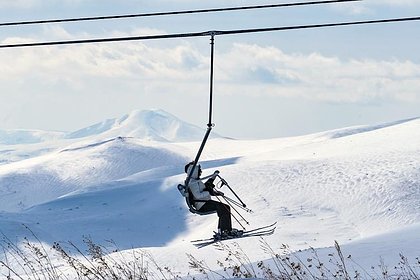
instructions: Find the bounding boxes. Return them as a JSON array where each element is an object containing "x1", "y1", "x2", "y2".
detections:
[
  {"x1": 184, "y1": 161, "x2": 194, "y2": 173},
  {"x1": 185, "y1": 161, "x2": 201, "y2": 178}
]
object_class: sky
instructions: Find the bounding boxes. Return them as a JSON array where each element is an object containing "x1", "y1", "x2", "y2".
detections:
[{"x1": 0, "y1": 0, "x2": 420, "y2": 139}]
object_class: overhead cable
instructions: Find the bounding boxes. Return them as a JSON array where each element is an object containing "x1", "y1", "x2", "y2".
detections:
[
  {"x1": 0, "y1": 16, "x2": 419, "y2": 49},
  {"x1": 0, "y1": 0, "x2": 360, "y2": 27}
]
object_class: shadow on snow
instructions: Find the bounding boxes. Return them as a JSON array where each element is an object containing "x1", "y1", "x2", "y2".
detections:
[{"x1": 1, "y1": 156, "x2": 241, "y2": 251}]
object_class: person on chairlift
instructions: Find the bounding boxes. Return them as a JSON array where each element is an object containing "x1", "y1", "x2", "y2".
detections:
[{"x1": 184, "y1": 161, "x2": 243, "y2": 239}]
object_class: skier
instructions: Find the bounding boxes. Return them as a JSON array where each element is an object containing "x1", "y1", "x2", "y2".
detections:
[{"x1": 184, "y1": 162, "x2": 243, "y2": 239}]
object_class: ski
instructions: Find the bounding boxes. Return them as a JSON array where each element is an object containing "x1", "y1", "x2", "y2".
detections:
[
  {"x1": 192, "y1": 227, "x2": 275, "y2": 248},
  {"x1": 190, "y1": 222, "x2": 277, "y2": 243},
  {"x1": 242, "y1": 221, "x2": 277, "y2": 235},
  {"x1": 191, "y1": 222, "x2": 277, "y2": 248}
]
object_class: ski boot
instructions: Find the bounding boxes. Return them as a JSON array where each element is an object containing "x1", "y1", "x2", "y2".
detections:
[
  {"x1": 227, "y1": 228, "x2": 244, "y2": 238},
  {"x1": 213, "y1": 231, "x2": 223, "y2": 241},
  {"x1": 213, "y1": 228, "x2": 244, "y2": 241}
]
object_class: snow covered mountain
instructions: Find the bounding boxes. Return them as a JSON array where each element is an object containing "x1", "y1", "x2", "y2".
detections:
[
  {"x1": 0, "y1": 112, "x2": 419, "y2": 278},
  {"x1": 66, "y1": 109, "x2": 219, "y2": 141},
  {"x1": 0, "y1": 129, "x2": 65, "y2": 145},
  {"x1": 0, "y1": 109, "x2": 220, "y2": 165},
  {"x1": 0, "y1": 110, "x2": 215, "y2": 145}
]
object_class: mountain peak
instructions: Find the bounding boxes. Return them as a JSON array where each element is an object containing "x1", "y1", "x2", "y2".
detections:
[
  {"x1": 67, "y1": 109, "x2": 217, "y2": 142},
  {"x1": 116, "y1": 109, "x2": 179, "y2": 127}
]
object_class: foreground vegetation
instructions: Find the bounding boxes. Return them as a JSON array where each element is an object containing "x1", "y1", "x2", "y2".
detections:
[{"x1": 1, "y1": 228, "x2": 419, "y2": 279}]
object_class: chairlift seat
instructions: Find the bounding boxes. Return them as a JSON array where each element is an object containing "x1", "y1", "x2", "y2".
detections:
[{"x1": 179, "y1": 184, "x2": 216, "y2": 215}]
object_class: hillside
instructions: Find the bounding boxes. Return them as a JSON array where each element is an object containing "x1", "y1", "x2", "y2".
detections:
[{"x1": 0, "y1": 112, "x2": 419, "y2": 277}]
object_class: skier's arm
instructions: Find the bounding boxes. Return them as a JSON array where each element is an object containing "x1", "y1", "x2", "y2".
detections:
[
  {"x1": 204, "y1": 177, "x2": 224, "y2": 196},
  {"x1": 204, "y1": 170, "x2": 219, "y2": 192},
  {"x1": 205, "y1": 177, "x2": 215, "y2": 188},
  {"x1": 190, "y1": 181, "x2": 211, "y2": 200}
]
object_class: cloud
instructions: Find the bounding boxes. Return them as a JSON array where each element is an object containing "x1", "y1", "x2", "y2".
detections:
[
  {"x1": 0, "y1": 0, "x2": 36, "y2": 8},
  {"x1": 1, "y1": 30, "x2": 420, "y2": 109},
  {"x1": 0, "y1": 26, "x2": 205, "y2": 81},
  {"x1": 372, "y1": 0, "x2": 420, "y2": 6},
  {"x1": 332, "y1": 0, "x2": 420, "y2": 15},
  {"x1": 216, "y1": 44, "x2": 420, "y2": 103},
  {"x1": 0, "y1": 0, "x2": 90, "y2": 9}
]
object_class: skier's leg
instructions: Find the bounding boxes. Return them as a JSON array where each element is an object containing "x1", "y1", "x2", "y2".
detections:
[
  {"x1": 215, "y1": 202, "x2": 232, "y2": 232},
  {"x1": 214, "y1": 202, "x2": 242, "y2": 237},
  {"x1": 198, "y1": 201, "x2": 218, "y2": 213},
  {"x1": 199, "y1": 201, "x2": 231, "y2": 232}
]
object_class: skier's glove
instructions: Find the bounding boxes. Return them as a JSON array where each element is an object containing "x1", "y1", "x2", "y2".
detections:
[
  {"x1": 211, "y1": 170, "x2": 220, "y2": 179},
  {"x1": 215, "y1": 191, "x2": 224, "y2": 196}
]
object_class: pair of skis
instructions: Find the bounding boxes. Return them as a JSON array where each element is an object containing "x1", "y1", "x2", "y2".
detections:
[{"x1": 191, "y1": 222, "x2": 277, "y2": 248}]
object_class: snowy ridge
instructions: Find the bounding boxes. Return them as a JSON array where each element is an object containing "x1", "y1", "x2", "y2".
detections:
[
  {"x1": 66, "y1": 109, "x2": 220, "y2": 141},
  {"x1": 316, "y1": 117, "x2": 420, "y2": 139},
  {"x1": 0, "y1": 109, "x2": 219, "y2": 165},
  {"x1": 0, "y1": 110, "x2": 215, "y2": 145},
  {"x1": 65, "y1": 118, "x2": 116, "y2": 139},
  {"x1": 0, "y1": 129, "x2": 65, "y2": 145},
  {"x1": 0, "y1": 112, "x2": 419, "y2": 277}
]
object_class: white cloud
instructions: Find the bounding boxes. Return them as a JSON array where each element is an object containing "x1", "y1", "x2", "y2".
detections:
[
  {"x1": 215, "y1": 44, "x2": 420, "y2": 103},
  {"x1": 0, "y1": 0, "x2": 36, "y2": 8},
  {"x1": 372, "y1": 0, "x2": 420, "y2": 6},
  {"x1": 0, "y1": 26, "x2": 202, "y2": 81},
  {"x1": 332, "y1": 0, "x2": 420, "y2": 15},
  {"x1": 0, "y1": 0, "x2": 93, "y2": 9},
  {"x1": 1, "y1": 32, "x2": 420, "y2": 112}
]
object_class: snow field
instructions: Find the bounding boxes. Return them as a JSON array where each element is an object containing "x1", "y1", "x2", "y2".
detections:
[{"x1": 0, "y1": 110, "x2": 419, "y2": 277}]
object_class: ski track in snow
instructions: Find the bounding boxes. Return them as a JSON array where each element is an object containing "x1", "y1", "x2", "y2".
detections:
[
  {"x1": 0, "y1": 110, "x2": 419, "y2": 278},
  {"x1": 237, "y1": 153, "x2": 420, "y2": 240}
]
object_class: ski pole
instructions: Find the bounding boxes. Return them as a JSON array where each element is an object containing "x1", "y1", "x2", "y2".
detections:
[
  {"x1": 221, "y1": 196, "x2": 250, "y2": 225},
  {"x1": 215, "y1": 195, "x2": 246, "y2": 230},
  {"x1": 217, "y1": 175, "x2": 247, "y2": 208},
  {"x1": 223, "y1": 196, "x2": 253, "y2": 213}
]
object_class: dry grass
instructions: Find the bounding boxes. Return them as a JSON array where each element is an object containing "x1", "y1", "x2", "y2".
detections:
[{"x1": 1, "y1": 228, "x2": 419, "y2": 279}]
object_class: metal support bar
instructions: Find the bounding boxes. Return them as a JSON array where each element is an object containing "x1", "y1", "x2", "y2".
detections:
[
  {"x1": 184, "y1": 35, "x2": 216, "y2": 187},
  {"x1": 208, "y1": 34, "x2": 215, "y2": 127},
  {"x1": 184, "y1": 126, "x2": 212, "y2": 187}
]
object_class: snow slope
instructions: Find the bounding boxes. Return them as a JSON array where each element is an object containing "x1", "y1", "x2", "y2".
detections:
[
  {"x1": 0, "y1": 112, "x2": 419, "y2": 278},
  {"x1": 0, "y1": 137, "x2": 187, "y2": 212}
]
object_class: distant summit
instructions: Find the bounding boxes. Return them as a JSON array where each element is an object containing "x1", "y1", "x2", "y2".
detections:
[
  {"x1": 0, "y1": 129, "x2": 65, "y2": 145},
  {"x1": 66, "y1": 109, "x2": 220, "y2": 142},
  {"x1": 0, "y1": 109, "x2": 220, "y2": 145}
]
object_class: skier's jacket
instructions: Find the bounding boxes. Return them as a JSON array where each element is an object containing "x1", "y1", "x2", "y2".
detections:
[{"x1": 186, "y1": 165, "x2": 215, "y2": 210}]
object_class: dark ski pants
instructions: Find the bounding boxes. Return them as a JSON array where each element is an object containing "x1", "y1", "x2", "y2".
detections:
[{"x1": 199, "y1": 200, "x2": 232, "y2": 232}]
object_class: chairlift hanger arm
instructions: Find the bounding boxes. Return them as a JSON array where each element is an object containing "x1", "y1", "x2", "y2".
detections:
[{"x1": 184, "y1": 34, "x2": 216, "y2": 187}]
